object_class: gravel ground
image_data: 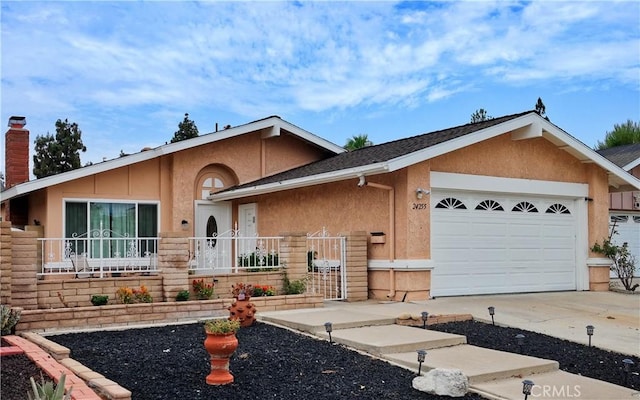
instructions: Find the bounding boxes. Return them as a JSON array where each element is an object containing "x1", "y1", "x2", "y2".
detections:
[
  {"x1": 2, "y1": 320, "x2": 638, "y2": 400},
  {"x1": 3, "y1": 323, "x2": 483, "y2": 400},
  {"x1": 428, "y1": 320, "x2": 639, "y2": 390}
]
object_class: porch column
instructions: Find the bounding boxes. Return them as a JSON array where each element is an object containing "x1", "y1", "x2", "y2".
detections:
[
  {"x1": 0, "y1": 221, "x2": 12, "y2": 305},
  {"x1": 159, "y1": 232, "x2": 190, "y2": 302},
  {"x1": 279, "y1": 232, "x2": 307, "y2": 285},
  {"x1": 344, "y1": 231, "x2": 368, "y2": 301},
  {"x1": 10, "y1": 230, "x2": 38, "y2": 309}
]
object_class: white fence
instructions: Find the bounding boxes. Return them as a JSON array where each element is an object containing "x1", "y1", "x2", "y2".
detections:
[
  {"x1": 189, "y1": 230, "x2": 282, "y2": 274},
  {"x1": 39, "y1": 231, "x2": 159, "y2": 278},
  {"x1": 307, "y1": 228, "x2": 347, "y2": 300}
]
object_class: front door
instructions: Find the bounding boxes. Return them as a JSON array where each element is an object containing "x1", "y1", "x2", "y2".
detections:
[{"x1": 194, "y1": 202, "x2": 232, "y2": 273}]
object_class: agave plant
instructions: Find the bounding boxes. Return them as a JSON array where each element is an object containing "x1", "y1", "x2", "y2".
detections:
[{"x1": 28, "y1": 373, "x2": 72, "y2": 400}]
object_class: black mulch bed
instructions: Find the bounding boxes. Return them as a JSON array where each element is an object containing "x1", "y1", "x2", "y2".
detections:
[
  {"x1": 1, "y1": 353, "x2": 42, "y2": 399},
  {"x1": 428, "y1": 320, "x2": 639, "y2": 390},
  {"x1": 4, "y1": 323, "x2": 484, "y2": 400},
  {"x1": 1, "y1": 320, "x2": 638, "y2": 400}
]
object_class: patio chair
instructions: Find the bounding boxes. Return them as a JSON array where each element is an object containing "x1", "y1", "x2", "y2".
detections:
[{"x1": 71, "y1": 253, "x2": 92, "y2": 278}]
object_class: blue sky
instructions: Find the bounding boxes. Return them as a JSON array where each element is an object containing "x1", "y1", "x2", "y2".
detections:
[{"x1": 1, "y1": 1, "x2": 639, "y2": 172}]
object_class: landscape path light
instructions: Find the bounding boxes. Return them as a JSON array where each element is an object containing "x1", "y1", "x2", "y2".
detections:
[
  {"x1": 515, "y1": 334, "x2": 525, "y2": 354},
  {"x1": 324, "y1": 322, "x2": 333, "y2": 344},
  {"x1": 417, "y1": 349, "x2": 427, "y2": 375},
  {"x1": 522, "y1": 379, "x2": 535, "y2": 400},
  {"x1": 622, "y1": 358, "x2": 634, "y2": 386},
  {"x1": 488, "y1": 306, "x2": 495, "y2": 326},
  {"x1": 421, "y1": 311, "x2": 429, "y2": 329},
  {"x1": 586, "y1": 325, "x2": 594, "y2": 347}
]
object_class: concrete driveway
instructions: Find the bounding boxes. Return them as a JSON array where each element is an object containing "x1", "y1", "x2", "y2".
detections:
[{"x1": 327, "y1": 291, "x2": 640, "y2": 356}]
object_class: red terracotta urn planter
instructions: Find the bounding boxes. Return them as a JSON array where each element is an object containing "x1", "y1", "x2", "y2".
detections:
[
  {"x1": 203, "y1": 331, "x2": 239, "y2": 385},
  {"x1": 203, "y1": 319, "x2": 241, "y2": 385}
]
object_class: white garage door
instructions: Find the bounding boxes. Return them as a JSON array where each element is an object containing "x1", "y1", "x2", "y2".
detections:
[
  {"x1": 609, "y1": 213, "x2": 640, "y2": 278},
  {"x1": 431, "y1": 191, "x2": 578, "y2": 297}
]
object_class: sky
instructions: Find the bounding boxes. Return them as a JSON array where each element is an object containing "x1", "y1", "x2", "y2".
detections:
[{"x1": 1, "y1": 1, "x2": 639, "y2": 174}]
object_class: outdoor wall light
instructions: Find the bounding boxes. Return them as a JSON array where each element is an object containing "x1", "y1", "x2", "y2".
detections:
[
  {"x1": 622, "y1": 358, "x2": 634, "y2": 385},
  {"x1": 522, "y1": 379, "x2": 535, "y2": 400},
  {"x1": 416, "y1": 188, "x2": 430, "y2": 199},
  {"x1": 417, "y1": 349, "x2": 427, "y2": 375},
  {"x1": 586, "y1": 325, "x2": 594, "y2": 347},
  {"x1": 515, "y1": 334, "x2": 525, "y2": 353},
  {"x1": 421, "y1": 311, "x2": 429, "y2": 329},
  {"x1": 488, "y1": 306, "x2": 495, "y2": 326},
  {"x1": 181, "y1": 219, "x2": 189, "y2": 230},
  {"x1": 324, "y1": 322, "x2": 333, "y2": 344}
]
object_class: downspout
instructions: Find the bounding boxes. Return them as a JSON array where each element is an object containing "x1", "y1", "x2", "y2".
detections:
[{"x1": 362, "y1": 180, "x2": 396, "y2": 298}]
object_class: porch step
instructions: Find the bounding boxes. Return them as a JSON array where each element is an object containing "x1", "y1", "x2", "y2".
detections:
[
  {"x1": 315, "y1": 325, "x2": 466, "y2": 355},
  {"x1": 259, "y1": 308, "x2": 396, "y2": 334},
  {"x1": 472, "y1": 370, "x2": 638, "y2": 400},
  {"x1": 385, "y1": 344, "x2": 559, "y2": 384}
]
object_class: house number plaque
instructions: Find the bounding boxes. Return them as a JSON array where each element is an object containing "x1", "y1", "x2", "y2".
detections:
[{"x1": 412, "y1": 203, "x2": 428, "y2": 210}]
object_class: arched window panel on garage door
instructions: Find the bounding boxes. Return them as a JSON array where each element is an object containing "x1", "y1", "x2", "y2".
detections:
[
  {"x1": 545, "y1": 203, "x2": 571, "y2": 214},
  {"x1": 435, "y1": 197, "x2": 467, "y2": 210},
  {"x1": 475, "y1": 199, "x2": 504, "y2": 211},
  {"x1": 512, "y1": 201, "x2": 538, "y2": 213},
  {"x1": 611, "y1": 215, "x2": 629, "y2": 223}
]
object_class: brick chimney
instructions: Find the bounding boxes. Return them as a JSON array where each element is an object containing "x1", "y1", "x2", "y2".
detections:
[{"x1": 5, "y1": 116, "x2": 29, "y2": 189}]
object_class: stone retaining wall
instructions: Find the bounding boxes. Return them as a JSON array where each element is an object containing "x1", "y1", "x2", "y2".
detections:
[{"x1": 16, "y1": 293, "x2": 323, "y2": 333}]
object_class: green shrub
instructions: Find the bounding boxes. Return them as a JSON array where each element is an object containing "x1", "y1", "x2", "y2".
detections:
[
  {"x1": 282, "y1": 273, "x2": 306, "y2": 295},
  {"x1": 239, "y1": 251, "x2": 279, "y2": 272},
  {"x1": 28, "y1": 372, "x2": 72, "y2": 400},
  {"x1": 1, "y1": 304, "x2": 21, "y2": 335},
  {"x1": 90, "y1": 295, "x2": 109, "y2": 306},
  {"x1": 175, "y1": 290, "x2": 190, "y2": 301}
]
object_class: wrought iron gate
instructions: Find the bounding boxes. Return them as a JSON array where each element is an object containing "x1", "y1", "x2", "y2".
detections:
[{"x1": 306, "y1": 228, "x2": 347, "y2": 300}]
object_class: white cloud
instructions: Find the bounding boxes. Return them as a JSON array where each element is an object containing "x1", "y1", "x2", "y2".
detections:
[{"x1": 1, "y1": 1, "x2": 638, "y2": 167}]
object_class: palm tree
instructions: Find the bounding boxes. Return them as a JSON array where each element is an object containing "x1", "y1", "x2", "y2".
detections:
[{"x1": 344, "y1": 134, "x2": 372, "y2": 151}]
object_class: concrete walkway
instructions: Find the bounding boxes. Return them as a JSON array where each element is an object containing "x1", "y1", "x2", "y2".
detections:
[
  {"x1": 259, "y1": 291, "x2": 639, "y2": 400},
  {"x1": 325, "y1": 291, "x2": 640, "y2": 356}
]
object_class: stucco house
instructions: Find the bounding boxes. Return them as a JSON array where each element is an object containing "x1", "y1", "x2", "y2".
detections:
[
  {"x1": 597, "y1": 143, "x2": 640, "y2": 276},
  {"x1": 2, "y1": 110, "x2": 639, "y2": 303}
]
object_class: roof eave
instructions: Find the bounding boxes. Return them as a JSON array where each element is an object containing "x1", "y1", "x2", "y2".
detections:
[
  {"x1": 622, "y1": 157, "x2": 640, "y2": 172},
  {"x1": 1, "y1": 116, "x2": 345, "y2": 203},
  {"x1": 209, "y1": 163, "x2": 390, "y2": 201}
]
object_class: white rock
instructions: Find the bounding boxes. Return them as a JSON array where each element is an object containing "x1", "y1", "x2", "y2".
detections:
[{"x1": 412, "y1": 368, "x2": 468, "y2": 397}]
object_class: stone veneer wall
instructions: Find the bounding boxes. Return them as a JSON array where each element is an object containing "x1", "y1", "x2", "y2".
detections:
[
  {"x1": 37, "y1": 277, "x2": 164, "y2": 309},
  {"x1": 10, "y1": 230, "x2": 38, "y2": 309},
  {"x1": 16, "y1": 294, "x2": 323, "y2": 333},
  {"x1": 0, "y1": 221, "x2": 12, "y2": 304},
  {"x1": 344, "y1": 231, "x2": 368, "y2": 301}
]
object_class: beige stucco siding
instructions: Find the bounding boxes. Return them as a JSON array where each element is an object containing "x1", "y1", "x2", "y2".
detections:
[
  {"x1": 247, "y1": 133, "x2": 612, "y2": 264},
  {"x1": 430, "y1": 135, "x2": 587, "y2": 182},
  {"x1": 36, "y1": 132, "x2": 332, "y2": 237},
  {"x1": 42, "y1": 158, "x2": 164, "y2": 238}
]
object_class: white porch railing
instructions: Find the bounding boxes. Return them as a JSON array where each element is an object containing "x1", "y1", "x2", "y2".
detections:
[
  {"x1": 38, "y1": 228, "x2": 159, "y2": 278},
  {"x1": 189, "y1": 230, "x2": 282, "y2": 274}
]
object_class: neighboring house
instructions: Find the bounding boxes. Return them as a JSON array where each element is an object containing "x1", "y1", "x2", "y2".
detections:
[
  {"x1": 597, "y1": 143, "x2": 640, "y2": 276},
  {"x1": 2, "y1": 111, "x2": 639, "y2": 300}
]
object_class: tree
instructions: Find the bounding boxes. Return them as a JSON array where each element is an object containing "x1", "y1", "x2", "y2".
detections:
[
  {"x1": 470, "y1": 108, "x2": 492, "y2": 123},
  {"x1": 33, "y1": 119, "x2": 86, "y2": 179},
  {"x1": 595, "y1": 120, "x2": 640, "y2": 150},
  {"x1": 344, "y1": 134, "x2": 372, "y2": 151},
  {"x1": 534, "y1": 97, "x2": 550, "y2": 121},
  {"x1": 171, "y1": 113, "x2": 199, "y2": 143}
]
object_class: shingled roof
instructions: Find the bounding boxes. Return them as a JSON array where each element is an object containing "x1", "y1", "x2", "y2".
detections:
[
  {"x1": 229, "y1": 110, "x2": 535, "y2": 190},
  {"x1": 596, "y1": 143, "x2": 640, "y2": 169}
]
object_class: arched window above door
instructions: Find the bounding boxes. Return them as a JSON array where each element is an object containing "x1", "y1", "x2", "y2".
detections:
[{"x1": 201, "y1": 177, "x2": 225, "y2": 200}]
